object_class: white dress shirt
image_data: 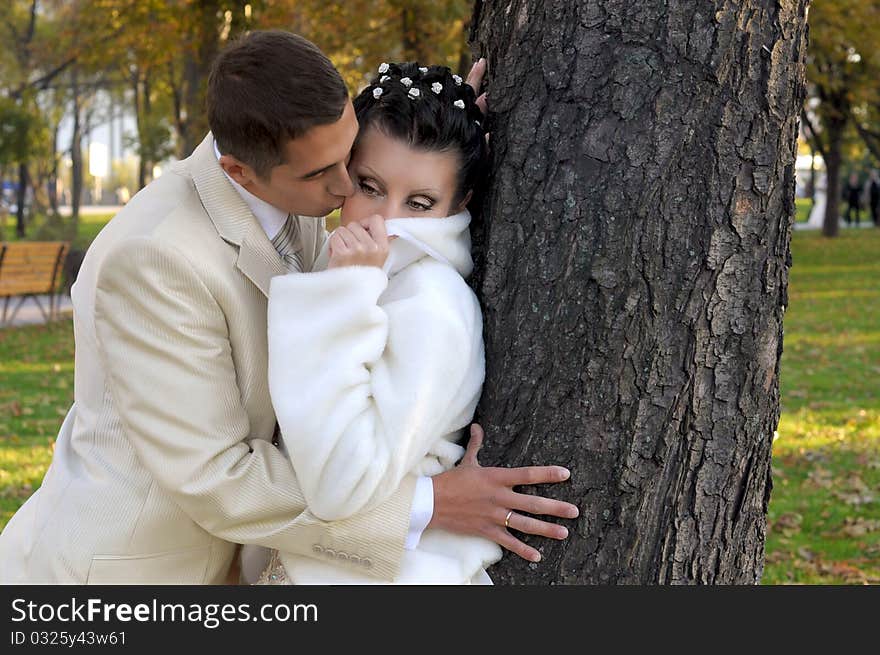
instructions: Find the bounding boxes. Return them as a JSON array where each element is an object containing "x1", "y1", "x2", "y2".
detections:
[{"x1": 213, "y1": 141, "x2": 433, "y2": 554}]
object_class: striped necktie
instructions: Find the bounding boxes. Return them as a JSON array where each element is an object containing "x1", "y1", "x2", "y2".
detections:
[{"x1": 271, "y1": 214, "x2": 304, "y2": 273}]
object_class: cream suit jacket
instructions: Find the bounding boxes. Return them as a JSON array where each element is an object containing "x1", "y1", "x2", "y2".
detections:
[{"x1": 0, "y1": 133, "x2": 417, "y2": 584}]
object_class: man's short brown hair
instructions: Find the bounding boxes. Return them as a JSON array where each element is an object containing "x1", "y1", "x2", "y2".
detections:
[{"x1": 207, "y1": 30, "x2": 348, "y2": 178}]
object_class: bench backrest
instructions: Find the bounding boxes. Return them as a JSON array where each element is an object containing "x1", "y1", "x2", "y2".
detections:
[{"x1": 0, "y1": 241, "x2": 70, "y2": 297}]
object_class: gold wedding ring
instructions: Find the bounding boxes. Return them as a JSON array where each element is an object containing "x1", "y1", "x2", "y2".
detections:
[{"x1": 504, "y1": 510, "x2": 513, "y2": 528}]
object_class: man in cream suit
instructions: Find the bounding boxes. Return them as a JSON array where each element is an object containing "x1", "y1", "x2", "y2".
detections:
[{"x1": 0, "y1": 31, "x2": 577, "y2": 584}]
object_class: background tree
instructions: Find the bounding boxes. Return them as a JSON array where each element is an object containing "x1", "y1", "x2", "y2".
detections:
[
  {"x1": 1, "y1": 0, "x2": 74, "y2": 236},
  {"x1": 470, "y1": 0, "x2": 809, "y2": 584},
  {"x1": 802, "y1": 0, "x2": 880, "y2": 237}
]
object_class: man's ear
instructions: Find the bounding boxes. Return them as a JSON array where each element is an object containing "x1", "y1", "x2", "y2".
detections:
[
  {"x1": 218, "y1": 154, "x2": 259, "y2": 187},
  {"x1": 453, "y1": 190, "x2": 473, "y2": 214}
]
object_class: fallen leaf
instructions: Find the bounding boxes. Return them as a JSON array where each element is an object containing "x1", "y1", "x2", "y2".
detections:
[
  {"x1": 844, "y1": 474, "x2": 869, "y2": 492},
  {"x1": 840, "y1": 517, "x2": 880, "y2": 538},
  {"x1": 773, "y1": 513, "x2": 803, "y2": 536},
  {"x1": 796, "y1": 546, "x2": 816, "y2": 561},
  {"x1": 832, "y1": 490, "x2": 875, "y2": 506},
  {"x1": 805, "y1": 466, "x2": 833, "y2": 489}
]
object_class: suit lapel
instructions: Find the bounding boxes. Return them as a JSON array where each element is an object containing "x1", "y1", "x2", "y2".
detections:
[{"x1": 188, "y1": 133, "x2": 286, "y2": 297}]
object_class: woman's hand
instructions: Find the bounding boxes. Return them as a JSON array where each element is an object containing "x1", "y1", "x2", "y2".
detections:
[
  {"x1": 327, "y1": 214, "x2": 390, "y2": 270},
  {"x1": 466, "y1": 57, "x2": 488, "y2": 115},
  {"x1": 429, "y1": 424, "x2": 579, "y2": 563}
]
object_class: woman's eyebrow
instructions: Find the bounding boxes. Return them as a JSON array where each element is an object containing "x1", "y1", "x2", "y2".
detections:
[{"x1": 359, "y1": 165, "x2": 386, "y2": 185}]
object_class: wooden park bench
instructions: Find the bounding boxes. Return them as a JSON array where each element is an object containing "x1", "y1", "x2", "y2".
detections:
[{"x1": 0, "y1": 241, "x2": 70, "y2": 326}]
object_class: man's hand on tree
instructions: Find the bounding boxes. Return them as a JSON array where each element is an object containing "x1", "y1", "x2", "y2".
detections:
[{"x1": 429, "y1": 424, "x2": 579, "y2": 563}]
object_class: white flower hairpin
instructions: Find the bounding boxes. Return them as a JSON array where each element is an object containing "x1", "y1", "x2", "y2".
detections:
[
  {"x1": 453, "y1": 74, "x2": 463, "y2": 86},
  {"x1": 380, "y1": 75, "x2": 391, "y2": 83},
  {"x1": 419, "y1": 67, "x2": 428, "y2": 73},
  {"x1": 454, "y1": 99, "x2": 465, "y2": 109},
  {"x1": 408, "y1": 87, "x2": 421, "y2": 99},
  {"x1": 373, "y1": 87, "x2": 384, "y2": 99},
  {"x1": 431, "y1": 82, "x2": 443, "y2": 94},
  {"x1": 400, "y1": 77, "x2": 413, "y2": 87},
  {"x1": 378, "y1": 62, "x2": 390, "y2": 74}
]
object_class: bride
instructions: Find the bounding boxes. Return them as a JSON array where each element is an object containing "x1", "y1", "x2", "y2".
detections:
[{"x1": 257, "y1": 61, "x2": 504, "y2": 584}]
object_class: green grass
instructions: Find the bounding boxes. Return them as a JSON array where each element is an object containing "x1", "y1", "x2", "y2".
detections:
[
  {"x1": 1, "y1": 221, "x2": 877, "y2": 583},
  {"x1": 763, "y1": 228, "x2": 880, "y2": 584},
  {"x1": 3, "y1": 212, "x2": 116, "y2": 250},
  {"x1": 0, "y1": 321, "x2": 74, "y2": 523},
  {"x1": 796, "y1": 197, "x2": 811, "y2": 224}
]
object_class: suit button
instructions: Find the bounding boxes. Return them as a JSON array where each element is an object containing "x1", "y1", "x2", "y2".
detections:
[
  {"x1": 312, "y1": 545, "x2": 324, "y2": 555},
  {"x1": 362, "y1": 558, "x2": 373, "y2": 570}
]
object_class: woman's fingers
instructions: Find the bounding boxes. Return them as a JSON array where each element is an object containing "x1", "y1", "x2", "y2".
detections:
[
  {"x1": 362, "y1": 214, "x2": 389, "y2": 250},
  {"x1": 346, "y1": 221, "x2": 378, "y2": 251},
  {"x1": 466, "y1": 58, "x2": 487, "y2": 99},
  {"x1": 332, "y1": 228, "x2": 354, "y2": 252},
  {"x1": 476, "y1": 92, "x2": 488, "y2": 117}
]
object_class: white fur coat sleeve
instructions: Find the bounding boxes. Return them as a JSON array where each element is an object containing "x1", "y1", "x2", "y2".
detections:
[{"x1": 267, "y1": 260, "x2": 484, "y2": 521}]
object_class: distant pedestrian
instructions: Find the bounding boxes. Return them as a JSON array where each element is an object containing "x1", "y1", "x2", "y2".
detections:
[
  {"x1": 868, "y1": 169, "x2": 880, "y2": 227},
  {"x1": 844, "y1": 172, "x2": 862, "y2": 226}
]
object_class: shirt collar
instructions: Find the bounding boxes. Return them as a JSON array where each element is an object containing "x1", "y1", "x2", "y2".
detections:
[{"x1": 213, "y1": 138, "x2": 288, "y2": 240}]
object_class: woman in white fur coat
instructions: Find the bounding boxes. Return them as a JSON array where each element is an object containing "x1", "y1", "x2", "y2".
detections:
[{"x1": 258, "y1": 62, "x2": 504, "y2": 584}]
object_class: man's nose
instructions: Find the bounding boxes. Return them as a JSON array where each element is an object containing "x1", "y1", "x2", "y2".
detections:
[{"x1": 329, "y1": 165, "x2": 355, "y2": 198}]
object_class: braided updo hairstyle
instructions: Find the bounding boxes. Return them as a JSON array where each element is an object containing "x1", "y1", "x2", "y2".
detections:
[{"x1": 352, "y1": 62, "x2": 487, "y2": 207}]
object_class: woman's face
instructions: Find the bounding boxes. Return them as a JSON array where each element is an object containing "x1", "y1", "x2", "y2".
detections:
[{"x1": 339, "y1": 126, "x2": 463, "y2": 226}]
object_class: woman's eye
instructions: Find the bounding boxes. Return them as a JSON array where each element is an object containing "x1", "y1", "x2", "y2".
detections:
[
  {"x1": 359, "y1": 180, "x2": 380, "y2": 196},
  {"x1": 408, "y1": 199, "x2": 434, "y2": 211}
]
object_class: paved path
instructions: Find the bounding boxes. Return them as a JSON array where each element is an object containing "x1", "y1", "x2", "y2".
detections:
[{"x1": 2, "y1": 294, "x2": 72, "y2": 328}]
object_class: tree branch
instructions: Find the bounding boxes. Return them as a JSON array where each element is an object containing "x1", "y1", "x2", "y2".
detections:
[
  {"x1": 801, "y1": 108, "x2": 828, "y2": 161},
  {"x1": 854, "y1": 121, "x2": 880, "y2": 163},
  {"x1": 25, "y1": 56, "x2": 77, "y2": 92},
  {"x1": 24, "y1": 0, "x2": 37, "y2": 45}
]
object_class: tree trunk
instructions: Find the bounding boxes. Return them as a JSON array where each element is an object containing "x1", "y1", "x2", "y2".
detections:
[
  {"x1": 808, "y1": 145, "x2": 815, "y2": 206},
  {"x1": 48, "y1": 122, "x2": 59, "y2": 217},
  {"x1": 470, "y1": 0, "x2": 808, "y2": 584},
  {"x1": 822, "y1": 114, "x2": 846, "y2": 238},
  {"x1": 15, "y1": 162, "x2": 28, "y2": 238},
  {"x1": 132, "y1": 68, "x2": 152, "y2": 190},
  {"x1": 70, "y1": 68, "x2": 83, "y2": 227},
  {"x1": 181, "y1": 0, "x2": 222, "y2": 157}
]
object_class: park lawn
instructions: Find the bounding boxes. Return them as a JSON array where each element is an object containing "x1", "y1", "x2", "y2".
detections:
[
  {"x1": 764, "y1": 227, "x2": 880, "y2": 584},
  {"x1": 3, "y1": 212, "x2": 116, "y2": 251},
  {"x1": 1, "y1": 226, "x2": 878, "y2": 583},
  {"x1": 0, "y1": 321, "x2": 73, "y2": 524},
  {"x1": 796, "y1": 197, "x2": 810, "y2": 223}
]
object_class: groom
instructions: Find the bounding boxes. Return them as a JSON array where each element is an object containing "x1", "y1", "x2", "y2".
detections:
[{"x1": 0, "y1": 30, "x2": 578, "y2": 584}]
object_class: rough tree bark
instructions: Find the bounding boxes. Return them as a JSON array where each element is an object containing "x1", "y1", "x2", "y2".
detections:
[{"x1": 469, "y1": 0, "x2": 808, "y2": 584}]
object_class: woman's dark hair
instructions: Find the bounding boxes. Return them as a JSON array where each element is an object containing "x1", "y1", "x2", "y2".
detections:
[
  {"x1": 207, "y1": 30, "x2": 349, "y2": 178},
  {"x1": 352, "y1": 62, "x2": 487, "y2": 206}
]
